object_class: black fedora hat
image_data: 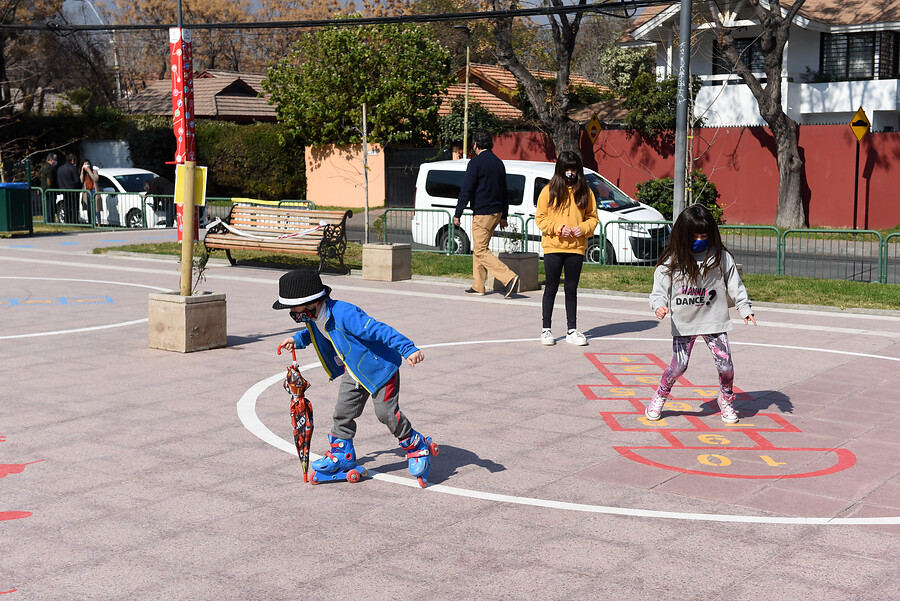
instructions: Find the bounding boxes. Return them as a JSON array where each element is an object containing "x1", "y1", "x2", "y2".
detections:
[{"x1": 273, "y1": 269, "x2": 332, "y2": 310}]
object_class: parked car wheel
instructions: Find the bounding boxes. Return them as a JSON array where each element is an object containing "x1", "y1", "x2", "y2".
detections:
[
  {"x1": 56, "y1": 201, "x2": 68, "y2": 224},
  {"x1": 437, "y1": 227, "x2": 470, "y2": 254},
  {"x1": 126, "y1": 208, "x2": 143, "y2": 228}
]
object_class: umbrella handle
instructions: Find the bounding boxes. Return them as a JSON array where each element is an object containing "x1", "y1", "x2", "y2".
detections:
[{"x1": 277, "y1": 344, "x2": 298, "y2": 364}]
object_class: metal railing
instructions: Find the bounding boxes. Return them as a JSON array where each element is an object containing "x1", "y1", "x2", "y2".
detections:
[
  {"x1": 720, "y1": 225, "x2": 781, "y2": 275},
  {"x1": 781, "y1": 229, "x2": 883, "y2": 282},
  {"x1": 601, "y1": 220, "x2": 672, "y2": 265}
]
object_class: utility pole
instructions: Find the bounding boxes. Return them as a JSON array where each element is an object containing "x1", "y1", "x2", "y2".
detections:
[
  {"x1": 672, "y1": 0, "x2": 692, "y2": 220},
  {"x1": 454, "y1": 25, "x2": 471, "y2": 159}
]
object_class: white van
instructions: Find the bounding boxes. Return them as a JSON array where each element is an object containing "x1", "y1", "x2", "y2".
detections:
[{"x1": 411, "y1": 159, "x2": 670, "y2": 264}]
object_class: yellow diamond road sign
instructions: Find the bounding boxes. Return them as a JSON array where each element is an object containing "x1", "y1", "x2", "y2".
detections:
[
  {"x1": 849, "y1": 107, "x2": 870, "y2": 143},
  {"x1": 586, "y1": 113, "x2": 602, "y2": 144}
]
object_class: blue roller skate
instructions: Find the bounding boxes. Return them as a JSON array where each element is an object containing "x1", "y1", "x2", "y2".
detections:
[
  {"x1": 399, "y1": 430, "x2": 439, "y2": 488},
  {"x1": 310, "y1": 435, "x2": 368, "y2": 485}
]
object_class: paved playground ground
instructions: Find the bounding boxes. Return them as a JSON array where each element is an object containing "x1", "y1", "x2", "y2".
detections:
[{"x1": 1, "y1": 229, "x2": 898, "y2": 600}]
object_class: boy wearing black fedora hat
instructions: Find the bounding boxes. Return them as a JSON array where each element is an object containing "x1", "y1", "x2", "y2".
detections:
[{"x1": 275, "y1": 268, "x2": 439, "y2": 487}]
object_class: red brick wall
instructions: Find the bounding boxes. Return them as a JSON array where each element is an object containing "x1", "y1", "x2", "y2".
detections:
[{"x1": 492, "y1": 126, "x2": 900, "y2": 229}]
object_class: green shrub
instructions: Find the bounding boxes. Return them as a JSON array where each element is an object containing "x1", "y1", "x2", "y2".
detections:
[
  {"x1": 635, "y1": 169, "x2": 723, "y2": 223},
  {"x1": 124, "y1": 118, "x2": 306, "y2": 199}
]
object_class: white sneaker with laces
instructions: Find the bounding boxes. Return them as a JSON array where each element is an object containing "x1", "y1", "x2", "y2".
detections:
[
  {"x1": 718, "y1": 393, "x2": 739, "y2": 424},
  {"x1": 645, "y1": 395, "x2": 666, "y2": 420},
  {"x1": 565, "y1": 329, "x2": 588, "y2": 346},
  {"x1": 541, "y1": 329, "x2": 556, "y2": 346}
]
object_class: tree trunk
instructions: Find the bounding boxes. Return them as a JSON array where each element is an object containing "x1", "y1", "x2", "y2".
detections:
[
  {"x1": 551, "y1": 118, "x2": 581, "y2": 156},
  {"x1": 771, "y1": 116, "x2": 805, "y2": 228}
]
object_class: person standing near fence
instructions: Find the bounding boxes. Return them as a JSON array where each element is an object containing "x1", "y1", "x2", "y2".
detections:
[
  {"x1": 453, "y1": 131, "x2": 519, "y2": 298},
  {"x1": 56, "y1": 154, "x2": 80, "y2": 223},
  {"x1": 39, "y1": 153, "x2": 58, "y2": 223},
  {"x1": 535, "y1": 151, "x2": 599, "y2": 346},
  {"x1": 80, "y1": 160, "x2": 100, "y2": 226}
]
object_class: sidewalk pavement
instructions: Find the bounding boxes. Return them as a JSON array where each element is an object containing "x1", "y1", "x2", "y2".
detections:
[{"x1": 1, "y1": 228, "x2": 898, "y2": 600}]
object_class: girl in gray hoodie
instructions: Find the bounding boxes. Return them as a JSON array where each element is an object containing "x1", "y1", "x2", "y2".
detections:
[{"x1": 647, "y1": 204, "x2": 756, "y2": 424}]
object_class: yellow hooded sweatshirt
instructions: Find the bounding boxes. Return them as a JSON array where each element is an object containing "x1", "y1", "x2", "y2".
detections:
[{"x1": 535, "y1": 185, "x2": 600, "y2": 255}]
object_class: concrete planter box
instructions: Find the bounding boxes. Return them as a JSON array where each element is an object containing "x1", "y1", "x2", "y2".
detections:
[
  {"x1": 487, "y1": 252, "x2": 539, "y2": 293},
  {"x1": 363, "y1": 243, "x2": 412, "y2": 281},
  {"x1": 148, "y1": 291, "x2": 227, "y2": 353}
]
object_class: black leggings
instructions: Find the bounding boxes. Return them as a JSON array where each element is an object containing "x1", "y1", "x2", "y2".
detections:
[{"x1": 542, "y1": 252, "x2": 584, "y2": 330}]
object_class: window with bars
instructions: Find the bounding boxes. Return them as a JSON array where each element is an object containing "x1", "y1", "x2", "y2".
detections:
[
  {"x1": 713, "y1": 38, "x2": 765, "y2": 75},
  {"x1": 821, "y1": 32, "x2": 876, "y2": 80},
  {"x1": 878, "y1": 32, "x2": 899, "y2": 79}
]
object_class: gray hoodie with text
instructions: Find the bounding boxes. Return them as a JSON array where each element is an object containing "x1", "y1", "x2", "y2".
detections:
[{"x1": 650, "y1": 249, "x2": 753, "y2": 336}]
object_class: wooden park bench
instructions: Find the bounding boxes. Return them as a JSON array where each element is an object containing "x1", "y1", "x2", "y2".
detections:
[{"x1": 203, "y1": 205, "x2": 353, "y2": 273}]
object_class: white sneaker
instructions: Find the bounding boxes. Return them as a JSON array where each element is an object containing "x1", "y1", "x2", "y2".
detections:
[
  {"x1": 541, "y1": 329, "x2": 556, "y2": 346},
  {"x1": 718, "y1": 393, "x2": 739, "y2": 424},
  {"x1": 645, "y1": 395, "x2": 667, "y2": 420},
  {"x1": 565, "y1": 329, "x2": 588, "y2": 346}
]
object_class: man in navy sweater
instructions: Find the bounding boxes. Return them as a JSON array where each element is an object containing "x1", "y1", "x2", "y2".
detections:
[{"x1": 453, "y1": 131, "x2": 519, "y2": 298}]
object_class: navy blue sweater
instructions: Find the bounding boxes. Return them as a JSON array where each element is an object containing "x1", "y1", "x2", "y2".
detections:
[{"x1": 454, "y1": 150, "x2": 508, "y2": 219}]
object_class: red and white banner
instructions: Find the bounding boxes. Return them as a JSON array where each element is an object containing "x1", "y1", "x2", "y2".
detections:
[{"x1": 169, "y1": 27, "x2": 196, "y2": 164}]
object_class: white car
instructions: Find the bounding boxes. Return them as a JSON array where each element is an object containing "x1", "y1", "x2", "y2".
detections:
[
  {"x1": 411, "y1": 159, "x2": 670, "y2": 264},
  {"x1": 57, "y1": 167, "x2": 206, "y2": 228}
]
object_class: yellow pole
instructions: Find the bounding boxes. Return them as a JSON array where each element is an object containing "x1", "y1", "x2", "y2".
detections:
[{"x1": 179, "y1": 160, "x2": 196, "y2": 295}]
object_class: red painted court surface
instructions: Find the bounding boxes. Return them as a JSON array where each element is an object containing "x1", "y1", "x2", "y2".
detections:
[{"x1": 2, "y1": 230, "x2": 899, "y2": 600}]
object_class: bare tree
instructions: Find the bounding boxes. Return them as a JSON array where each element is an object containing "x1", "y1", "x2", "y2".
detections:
[
  {"x1": 710, "y1": 0, "x2": 807, "y2": 229},
  {"x1": 491, "y1": 0, "x2": 588, "y2": 157}
]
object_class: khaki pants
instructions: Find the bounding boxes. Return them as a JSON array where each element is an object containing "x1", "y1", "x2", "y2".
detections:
[{"x1": 471, "y1": 213, "x2": 516, "y2": 293}]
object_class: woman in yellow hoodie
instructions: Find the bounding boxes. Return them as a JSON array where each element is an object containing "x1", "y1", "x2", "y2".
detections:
[{"x1": 535, "y1": 151, "x2": 600, "y2": 346}]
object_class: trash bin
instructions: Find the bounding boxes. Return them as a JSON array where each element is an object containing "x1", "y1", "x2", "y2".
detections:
[{"x1": 0, "y1": 183, "x2": 33, "y2": 234}]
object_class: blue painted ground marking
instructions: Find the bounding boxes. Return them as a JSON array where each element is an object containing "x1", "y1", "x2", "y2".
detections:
[
  {"x1": 8, "y1": 245, "x2": 35, "y2": 248},
  {"x1": 0, "y1": 296, "x2": 114, "y2": 306},
  {"x1": 100, "y1": 239, "x2": 128, "y2": 243},
  {"x1": 58, "y1": 242, "x2": 79, "y2": 246}
]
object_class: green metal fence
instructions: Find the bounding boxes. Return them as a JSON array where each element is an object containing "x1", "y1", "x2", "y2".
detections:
[
  {"x1": 720, "y1": 225, "x2": 781, "y2": 275},
  {"x1": 883, "y1": 233, "x2": 900, "y2": 284},
  {"x1": 781, "y1": 229, "x2": 883, "y2": 282},
  {"x1": 384, "y1": 208, "x2": 526, "y2": 255}
]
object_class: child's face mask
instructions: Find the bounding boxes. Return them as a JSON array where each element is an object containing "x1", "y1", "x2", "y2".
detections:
[
  {"x1": 691, "y1": 238, "x2": 709, "y2": 253},
  {"x1": 290, "y1": 301, "x2": 320, "y2": 323},
  {"x1": 564, "y1": 170, "x2": 577, "y2": 184}
]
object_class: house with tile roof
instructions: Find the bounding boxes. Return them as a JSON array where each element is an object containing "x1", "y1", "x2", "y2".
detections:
[
  {"x1": 438, "y1": 63, "x2": 623, "y2": 125},
  {"x1": 622, "y1": 1, "x2": 900, "y2": 131},
  {"x1": 126, "y1": 73, "x2": 275, "y2": 123}
]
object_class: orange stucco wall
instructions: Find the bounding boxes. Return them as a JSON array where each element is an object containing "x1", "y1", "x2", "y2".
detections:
[{"x1": 304, "y1": 143, "x2": 386, "y2": 209}]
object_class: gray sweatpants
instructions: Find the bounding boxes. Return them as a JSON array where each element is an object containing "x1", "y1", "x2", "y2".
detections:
[{"x1": 331, "y1": 370, "x2": 412, "y2": 441}]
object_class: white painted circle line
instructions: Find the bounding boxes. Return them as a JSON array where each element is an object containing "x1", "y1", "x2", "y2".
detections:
[
  {"x1": 238, "y1": 337, "x2": 900, "y2": 525},
  {"x1": 0, "y1": 276, "x2": 169, "y2": 340}
]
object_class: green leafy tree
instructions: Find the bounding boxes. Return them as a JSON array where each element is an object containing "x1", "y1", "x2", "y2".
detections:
[
  {"x1": 263, "y1": 22, "x2": 454, "y2": 146},
  {"x1": 438, "y1": 97, "x2": 504, "y2": 148},
  {"x1": 597, "y1": 45, "x2": 654, "y2": 94},
  {"x1": 635, "y1": 169, "x2": 722, "y2": 223},
  {"x1": 621, "y1": 73, "x2": 703, "y2": 138}
]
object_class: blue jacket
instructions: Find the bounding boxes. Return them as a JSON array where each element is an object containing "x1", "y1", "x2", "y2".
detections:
[{"x1": 292, "y1": 298, "x2": 418, "y2": 394}]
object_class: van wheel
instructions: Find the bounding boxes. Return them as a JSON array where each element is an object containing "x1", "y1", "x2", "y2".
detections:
[
  {"x1": 56, "y1": 201, "x2": 67, "y2": 224},
  {"x1": 586, "y1": 237, "x2": 605, "y2": 264},
  {"x1": 438, "y1": 228, "x2": 470, "y2": 254}
]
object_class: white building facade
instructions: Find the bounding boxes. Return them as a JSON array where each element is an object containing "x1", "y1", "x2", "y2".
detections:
[{"x1": 625, "y1": 2, "x2": 900, "y2": 132}]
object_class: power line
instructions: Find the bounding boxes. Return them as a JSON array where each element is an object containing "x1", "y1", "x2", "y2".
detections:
[{"x1": 1, "y1": 1, "x2": 661, "y2": 33}]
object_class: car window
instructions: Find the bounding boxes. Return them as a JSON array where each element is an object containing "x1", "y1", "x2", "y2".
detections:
[
  {"x1": 506, "y1": 174, "x2": 525, "y2": 206},
  {"x1": 424, "y1": 170, "x2": 525, "y2": 207},
  {"x1": 586, "y1": 173, "x2": 639, "y2": 211},
  {"x1": 97, "y1": 176, "x2": 117, "y2": 192},
  {"x1": 533, "y1": 177, "x2": 549, "y2": 207},
  {"x1": 425, "y1": 170, "x2": 464, "y2": 199},
  {"x1": 114, "y1": 173, "x2": 157, "y2": 193}
]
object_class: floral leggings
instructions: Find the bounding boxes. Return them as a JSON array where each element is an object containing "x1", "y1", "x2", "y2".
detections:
[{"x1": 655, "y1": 332, "x2": 735, "y2": 400}]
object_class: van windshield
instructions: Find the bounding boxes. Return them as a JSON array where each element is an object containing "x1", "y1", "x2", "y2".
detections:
[{"x1": 585, "y1": 174, "x2": 639, "y2": 211}]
